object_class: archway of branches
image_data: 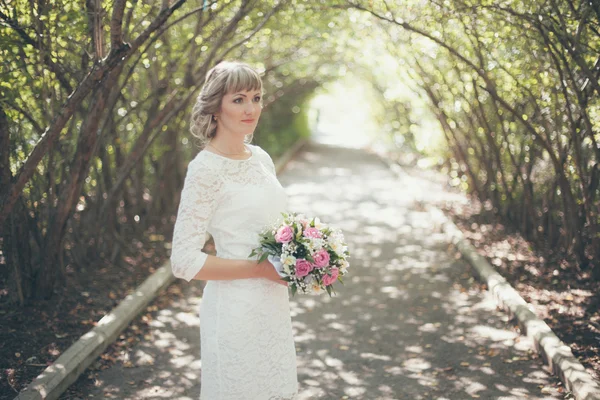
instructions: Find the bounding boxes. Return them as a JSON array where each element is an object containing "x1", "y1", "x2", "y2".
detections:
[{"x1": 1, "y1": 0, "x2": 598, "y2": 303}]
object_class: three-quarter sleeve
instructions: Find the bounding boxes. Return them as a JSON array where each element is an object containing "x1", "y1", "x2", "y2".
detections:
[{"x1": 170, "y1": 158, "x2": 223, "y2": 282}]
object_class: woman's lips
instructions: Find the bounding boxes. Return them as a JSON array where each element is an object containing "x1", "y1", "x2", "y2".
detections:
[{"x1": 242, "y1": 119, "x2": 255, "y2": 123}]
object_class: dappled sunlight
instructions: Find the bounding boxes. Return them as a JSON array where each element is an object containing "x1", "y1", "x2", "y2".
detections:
[
  {"x1": 280, "y1": 143, "x2": 563, "y2": 399},
  {"x1": 153, "y1": 330, "x2": 181, "y2": 348},
  {"x1": 174, "y1": 312, "x2": 200, "y2": 327},
  {"x1": 82, "y1": 144, "x2": 563, "y2": 399},
  {"x1": 470, "y1": 325, "x2": 519, "y2": 342},
  {"x1": 80, "y1": 283, "x2": 209, "y2": 398}
]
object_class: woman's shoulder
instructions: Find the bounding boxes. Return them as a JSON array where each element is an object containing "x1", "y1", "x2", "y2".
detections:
[
  {"x1": 248, "y1": 143, "x2": 272, "y2": 160},
  {"x1": 187, "y1": 150, "x2": 224, "y2": 174},
  {"x1": 187, "y1": 144, "x2": 269, "y2": 169}
]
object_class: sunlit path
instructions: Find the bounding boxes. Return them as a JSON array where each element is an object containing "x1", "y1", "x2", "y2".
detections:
[
  {"x1": 280, "y1": 143, "x2": 563, "y2": 399},
  {"x1": 66, "y1": 142, "x2": 564, "y2": 400}
]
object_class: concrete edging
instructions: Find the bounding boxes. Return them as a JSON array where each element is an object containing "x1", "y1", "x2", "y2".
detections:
[
  {"x1": 14, "y1": 137, "x2": 310, "y2": 400},
  {"x1": 15, "y1": 266, "x2": 175, "y2": 400},
  {"x1": 377, "y1": 152, "x2": 600, "y2": 400}
]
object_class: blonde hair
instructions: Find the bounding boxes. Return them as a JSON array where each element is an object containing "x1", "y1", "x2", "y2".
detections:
[{"x1": 190, "y1": 61, "x2": 263, "y2": 149}]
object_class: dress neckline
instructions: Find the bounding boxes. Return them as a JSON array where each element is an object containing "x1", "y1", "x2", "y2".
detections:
[{"x1": 203, "y1": 143, "x2": 254, "y2": 162}]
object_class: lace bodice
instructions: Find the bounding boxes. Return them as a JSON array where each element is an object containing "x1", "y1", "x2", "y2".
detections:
[{"x1": 170, "y1": 143, "x2": 288, "y2": 281}]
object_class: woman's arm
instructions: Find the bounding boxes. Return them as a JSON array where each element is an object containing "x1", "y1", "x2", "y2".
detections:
[
  {"x1": 190, "y1": 256, "x2": 286, "y2": 285},
  {"x1": 170, "y1": 158, "x2": 226, "y2": 282}
]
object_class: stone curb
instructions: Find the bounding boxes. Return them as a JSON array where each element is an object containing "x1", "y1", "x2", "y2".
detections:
[
  {"x1": 14, "y1": 137, "x2": 310, "y2": 400},
  {"x1": 436, "y1": 214, "x2": 600, "y2": 400},
  {"x1": 375, "y1": 152, "x2": 600, "y2": 400},
  {"x1": 14, "y1": 266, "x2": 175, "y2": 400}
]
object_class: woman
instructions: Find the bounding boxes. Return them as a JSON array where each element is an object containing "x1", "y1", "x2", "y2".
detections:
[{"x1": 169, "y1": 61, "x2": 299, "y2": 399}]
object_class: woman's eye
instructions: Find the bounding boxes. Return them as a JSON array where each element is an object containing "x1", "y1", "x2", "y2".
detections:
[
  {"x1": 234, "y1": 98, "x2": 242, "y2": 104},
  {"x1": 253, "y1": 96, "x2": 261, "y2": 102}
]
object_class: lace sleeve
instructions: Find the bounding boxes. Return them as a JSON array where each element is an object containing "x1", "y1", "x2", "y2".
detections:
[{"x1": 170, "y1": 157, "x2": 223, "y2": 282}]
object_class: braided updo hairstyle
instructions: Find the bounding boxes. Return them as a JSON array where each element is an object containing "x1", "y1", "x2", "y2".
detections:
[{"x1": 190, "y1": 61, "x2": 263, "y2": 149}]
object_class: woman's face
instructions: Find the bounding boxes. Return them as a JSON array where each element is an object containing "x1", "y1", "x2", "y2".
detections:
[{"x1": 216, "y1": 89, "x2": 262, "y2": 138}]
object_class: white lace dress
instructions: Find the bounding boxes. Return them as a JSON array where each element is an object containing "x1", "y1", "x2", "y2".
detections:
[{"x1": 169, "y1": 143, "x2": 298, "y2": 400}]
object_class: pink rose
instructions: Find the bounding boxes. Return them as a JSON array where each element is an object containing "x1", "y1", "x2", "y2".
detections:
[
  {"x1": 312, "y1": 249, "x2": 330, "y2": 268},
  {"x1": 303, "y1": 227, "x2": 322, "y2": 239},
  {"x1": 322, "y1": 268, "x2": 339, "y2": 286},
  {"x1": 299, "y1": 219, "x2": 309, "y2": 229},
  {"x1": 295, "y1": 259, "x2": 313, "y2": 278},
  {"x1": 275, "y1": 225, "x2": 294, "y2": 244}
]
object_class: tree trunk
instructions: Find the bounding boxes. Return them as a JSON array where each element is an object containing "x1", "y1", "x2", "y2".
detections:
[{"x1": 33, "y1": 67, "x2": 122, "y2": 299}]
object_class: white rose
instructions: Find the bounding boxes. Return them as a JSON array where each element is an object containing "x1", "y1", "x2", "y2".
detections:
[
  {"x1": 311, "y1": 238, "x2": 323, "y2": 251},
  {"x1": 331, "y1": 242, "x2": 343, "y2": 255},
  {"x1": 305, "y1": 241, "x2": 314, "y2": 252},
  {"x1": 313, "y1": 217, "x2": 325, "y2": 229},
  {"x1": 281, "y1": 255, "x2": 296, "y2": 266}
]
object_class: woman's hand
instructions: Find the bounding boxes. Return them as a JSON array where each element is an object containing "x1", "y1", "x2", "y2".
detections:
[{"x1": 255, "y1": 258, "x2": 288, "y2": 287}]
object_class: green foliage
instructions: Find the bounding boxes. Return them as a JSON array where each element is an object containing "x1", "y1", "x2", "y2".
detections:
[
  {"x1": 256, "y1": 95, "x2": 313, "y2": 158},
  {"x1": 2, "y1": 0, "x2": 599, "y2": 303},
  {"x1": 349, "y1": 0, "x2": 600, "y2": 268},
  {"x1": 0, "y1": 0, "x2": 354, "y2": 301}
]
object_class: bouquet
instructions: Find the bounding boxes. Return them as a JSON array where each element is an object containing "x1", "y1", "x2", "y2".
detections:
[{"x1": 249, "y1": 212, "x2": 350, "y2": 297}]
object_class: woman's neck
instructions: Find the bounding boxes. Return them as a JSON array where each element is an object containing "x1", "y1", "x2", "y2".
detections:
[
  {"x1": 206, "y1": 136, "x2": 251, "y2": 159},
  {"x1": 208, "y1": 131, "x2": 247, "y2": 151},
  {"x1": 208, "y1": 141, "x2": 246, "y2": 153}
]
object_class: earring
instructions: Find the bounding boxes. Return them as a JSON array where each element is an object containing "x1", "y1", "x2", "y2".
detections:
[{"x1": 213, "y1": 115, "x2": 218, "y2": 121}]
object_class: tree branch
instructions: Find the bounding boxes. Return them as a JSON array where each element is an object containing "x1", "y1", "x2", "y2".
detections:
[
  {"x1": 0, "y1": 0, "x2": 189, "y2": 227},
  {"x1": 110, "y1": 0, "x2": 127, "y2": 49}
]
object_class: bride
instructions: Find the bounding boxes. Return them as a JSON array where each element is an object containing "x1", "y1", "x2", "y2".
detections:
[{"x1": 169, "y1": 61, "x2": 298, "y2": 399}]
